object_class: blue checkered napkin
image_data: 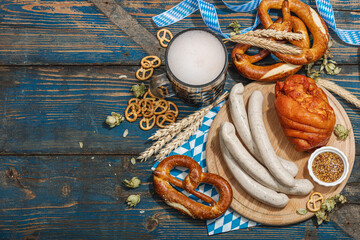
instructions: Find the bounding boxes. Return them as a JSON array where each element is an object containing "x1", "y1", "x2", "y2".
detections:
[
  {"x1": 152, "y1": 103, "x2": 258, "y2": 235},
  {"x1": 153, "y1": 0, "x2": 360, "y2": 45}
]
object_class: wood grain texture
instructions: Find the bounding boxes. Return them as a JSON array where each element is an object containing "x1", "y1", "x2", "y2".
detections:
[
  {"x1": 0, "y1": 156, "x2": 357, "y2": 239},
  {"x1": 0, "y1": 65, "x2": 358, "y2": 154},
  {"x1": 0, "y1": 0, "x2": 358, "y2": 65},
  {"x1": 206, "y1": 82, "x2": 355, "y2": 225},
  {"x1": 0, "y1": 0, "x2": 359, "y2": 239}
]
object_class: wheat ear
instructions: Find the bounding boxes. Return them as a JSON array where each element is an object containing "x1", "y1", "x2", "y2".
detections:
[
  {"x1": 138, "y1": 92, "x2": 229, "y2": 162},
  {"x1": 244, "y1": 29, "x2": 304, "y2": 41},
  {"x1": 317, "y1": 78, "x2": 360, "y2": 108},
  {"x1": 230, "y1": 35, "x2": 302, "y2": 55}
]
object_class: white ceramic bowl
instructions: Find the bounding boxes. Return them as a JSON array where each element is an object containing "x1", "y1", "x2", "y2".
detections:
[{"x1": 307, "y1": 146, "x2": 349, "y2": 187}]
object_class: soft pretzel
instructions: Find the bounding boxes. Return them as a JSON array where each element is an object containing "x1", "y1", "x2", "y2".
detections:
[
  {"x1": 232, "y1": 1, "x2": 310, "y2": 82},
  {"x1": 153, "y1": 155, "x2": 233, "y2": 220},
  {"x1": 258, "y1": 0, "x2": 329, "y2": 65}
]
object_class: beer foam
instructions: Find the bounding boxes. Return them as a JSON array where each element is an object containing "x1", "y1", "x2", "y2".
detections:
[{"x1": 167, "y1": 30, "x2": 226, "y2": 86}]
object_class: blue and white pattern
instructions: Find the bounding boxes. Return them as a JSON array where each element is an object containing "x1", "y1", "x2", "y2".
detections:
[
  {"x1": 152, "y1": 0, "x2": 360, "y2": 45},
  {"x1": 152, "y1": 103, "x2": 258, "y2": 235}
]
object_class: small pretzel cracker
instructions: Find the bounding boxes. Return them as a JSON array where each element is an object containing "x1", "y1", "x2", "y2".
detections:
[
  {"x1": 126, "y1": 85, "x2": 178, "y2": 130},
  {"x1": 136, "y1": 67, "x2": 153, "y2": 81},
  {"x1": 156, "y1": 29, "x2": 173, "y2": 48},
  {"x1": 139, "y1": 99, "x2": 154, "y2": 118},
  {"x1": 306, "y1": 192, "x2": 324, "y2": 212},
  {"x1": 154, "y1": 99, "x2": 168, "y2": 115},
  {"x1": 139, "y1": 116, "x2": 156, "y2": 131},
  {"x1": 128, "y1": 98, "x2": 140, "y2": 105},
  {"x1": 166, "y1": 101, "x2": 179, "y2": 117},
  {"x1": 156, "y1": 112, "x2": 176, "y2": 128},
  {"x1": 141, "y1": 56, "x2": 161, "y2": 69},
  {"x1": 125, "y1": 103, "x2": 140, "y2": 122},
  {"x1": 157, "y1": 85, "x2": 169, "y2": 97}
]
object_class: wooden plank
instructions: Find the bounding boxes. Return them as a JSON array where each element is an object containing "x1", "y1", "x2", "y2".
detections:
[
  {"x1": 0, "y1": 155, "x2": 357, "y2": 239},
  {"x1": 90, "y1": 0, "x2": 165, "y2": 58},
  {"x1": 0, "y1": 0, "x2": 359, "y2": 65},
  {"x1": 0, "y1": 65, "x2": 358, "y2": 155}
]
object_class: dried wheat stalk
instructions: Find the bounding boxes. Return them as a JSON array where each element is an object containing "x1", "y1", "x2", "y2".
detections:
[
  {"x1": 244, "y1": 29, "x2": 304, "y2": 41},
  {"x1": 138, "y1": 92, "x2": 229, "y2": 162},
  {"x1": 230, "y1": 34, "x2": 302, "y2": 55},
  {"x1": 155, "y1": 120, "x2": 203, "y2": 161},
  {"x1": 317, "y1": 78, "x2": 360, "y2": 108}
]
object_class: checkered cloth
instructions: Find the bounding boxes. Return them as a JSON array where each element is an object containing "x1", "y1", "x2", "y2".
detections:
[
  {"x1": 153, "y1": 0, "x2": 360, "y2": 45},
  {"x1": 152, "y1": 103, "x2": 258, "y2": 235}
]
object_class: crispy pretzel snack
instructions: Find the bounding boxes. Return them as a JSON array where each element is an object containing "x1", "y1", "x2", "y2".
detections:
[
  {"x1": 258, "y1": 0, "x2": 329, "y2": 65},
  {"x1": 139, "y1": 115, "x2": 156, "y2": 131},
  {"x1": 156, "y1": 112, "x2": 176, "y2": 128},
  {"x1": 153, "y1": 155, "x2": 233, "y2": 220},
  {"x1": 157, "y1": 29, "x2": 173, "y2": 48},
  {"x1": 154, "y1": 99, "x2": 168, "y2": 115},
  {"x1": 125, "y1": 103, "x2": 140, "y2": 122},
  {"x1": 167, "y1": 101, "x2": 179, "y2": 117},
  {"x1": 306, "y1": 192, "x2": 324, "y2": 212},
  {"x1": 139, "y1": 99, "x2": 154, "y2": 118},
  {"x1": 231, "y1": 16, "x2": 309, "y2": 82},
  {"x1": 128, "y1": 98, "x2": 140, "y2": 105},
  {"x1": 141, "y1": 56, "x2": 161, "y2": 69},
  {"x1": 136, "y1": 67, "x2": 154, "y2": 81}
]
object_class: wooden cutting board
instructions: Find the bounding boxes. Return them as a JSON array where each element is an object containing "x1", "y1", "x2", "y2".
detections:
[{"x1": 206, "y1": 82, "x2": 355, "y2": 226}]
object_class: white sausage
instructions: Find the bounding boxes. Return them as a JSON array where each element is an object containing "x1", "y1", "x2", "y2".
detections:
[
  {"x1": 229, "y1": 83, "x2": 298, "y2": 177},
  {"x1": 248, "y1": 90, "x2": 295, "y2": 187},
  {"x1": 219, "y1": 135, "x2": 289, "y2": 208},
  {"x1": 220, "y1": 122, "x2": 313, "y2": 195}
]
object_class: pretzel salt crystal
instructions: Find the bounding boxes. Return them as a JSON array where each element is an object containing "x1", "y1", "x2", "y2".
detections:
[
  {"x1": 153, "y1": 155, "x2": 233, "y2": 220},
  {"x1": 258, "y1": 0, "x2": 329, "y2": 65}
]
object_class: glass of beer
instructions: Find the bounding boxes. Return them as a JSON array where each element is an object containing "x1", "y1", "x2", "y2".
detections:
[{"x1": 150, "y1": 28, "x2": 228, "y2": 107}]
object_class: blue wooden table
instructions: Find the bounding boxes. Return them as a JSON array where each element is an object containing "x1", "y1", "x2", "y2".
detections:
[{"x1": 0, "y1": 0, "x2": 359, "y2": 239}]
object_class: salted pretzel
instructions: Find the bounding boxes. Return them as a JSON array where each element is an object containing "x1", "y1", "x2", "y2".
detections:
[
  {"x1": 125, "y1": 103, "x2": 141, "y2": 122},
  {"x1": 141, "y1": 56, "x2": 161, "y2": 69},
  {"x1": 231, "y1": 15, "x2": 310, "y2": 81},
  {"x1": 157, "y1": 29, "x2": 173, "y2": 48},
  {"x1": 154, "y1": 99, "x2": 168, "y2": 115},
  {"x1": 136, "y1": 67, "x2": 154, "y2": 81},
  {"x1": 139, "y1": 115, "x2": 156, "y2": 131},
  {"x1": 306, "y1": 192, "x2": 324, "y2": 212},
  {"x1": 258, "y1": 0, "x2": 329, "y2": 65},
  {"x1": 167, "y1": 101, "x2": 179, "y2": 117},
  {"x1": 153, "y1": 155, "x2": 233, "y2": 220},
  {"x1": 156, "y1": 112, "x2": 176, "y2": 128}
]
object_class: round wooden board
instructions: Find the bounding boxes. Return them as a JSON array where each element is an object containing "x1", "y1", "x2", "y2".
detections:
[{"x1": 206, "y1": 82, "x2": 355, "y2": 226}]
